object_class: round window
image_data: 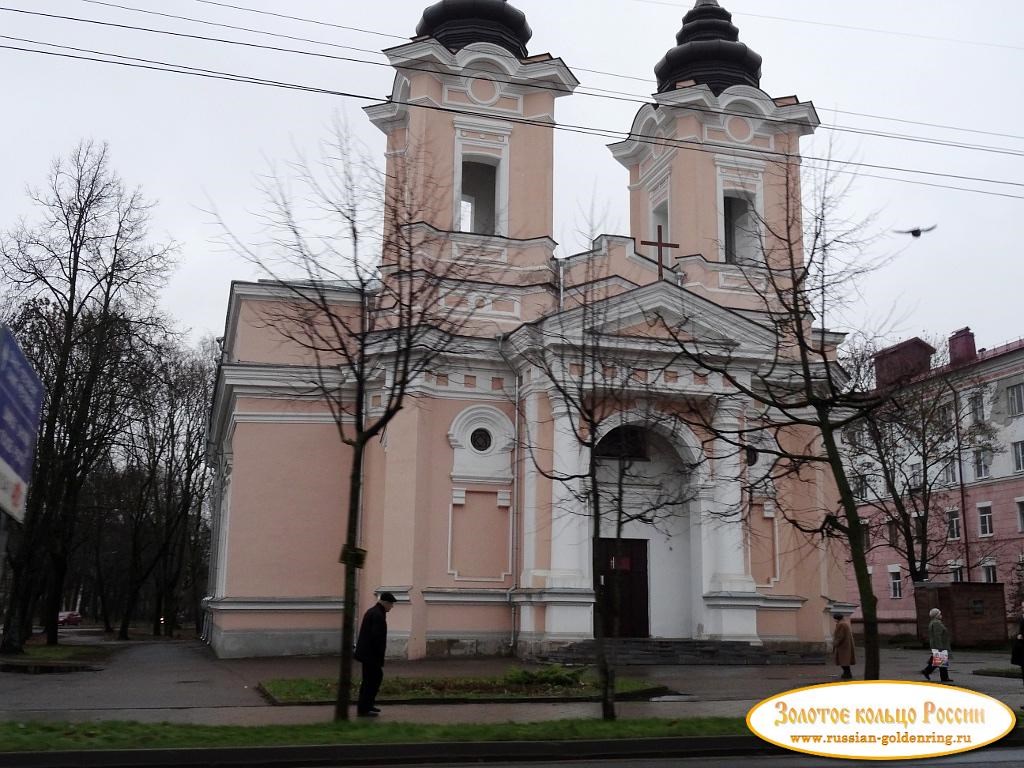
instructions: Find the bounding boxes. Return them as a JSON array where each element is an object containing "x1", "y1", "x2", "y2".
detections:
[{"x1": 470, "y1": 428, "x2": 492, "y2": 452}]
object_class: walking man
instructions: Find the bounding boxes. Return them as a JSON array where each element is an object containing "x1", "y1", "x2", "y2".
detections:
[{"x1": 354, "y1": 591, "x2": 396, "y2": 716}]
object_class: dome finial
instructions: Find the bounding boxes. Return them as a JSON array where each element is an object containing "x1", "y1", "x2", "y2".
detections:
[{"x1": 654, "y1": 0, "x2": 762, "y2": 95}]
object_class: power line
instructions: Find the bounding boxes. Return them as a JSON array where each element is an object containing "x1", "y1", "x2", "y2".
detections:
[
  {"x1": 8, "y1": 5, "x2": 1024, "y2": 162},
  {"x1": 178, "y1": 0, "x2": 1024, "y2": 143},
  {"x1": 4, "y1": 38, "x2": 1024, "y2": 202},
  {"x1": 632, "y1": 0, "x2": 1024, "y2": 53}
]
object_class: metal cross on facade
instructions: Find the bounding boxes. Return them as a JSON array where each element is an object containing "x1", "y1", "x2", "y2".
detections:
[{"x1": 640, "y1": 225, "x2": 679, "y2": 281}]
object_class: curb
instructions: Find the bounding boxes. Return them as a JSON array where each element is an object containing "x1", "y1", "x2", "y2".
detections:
[
  {"x1": 257, "y1": 685, "x2": 674, "y2": 706},
  {"x1": 2, "y1": 730, "x2": 1023, "y2": 767},
  {"x1": 0, "y1": 736, "x2": 786, "y2": 768}
]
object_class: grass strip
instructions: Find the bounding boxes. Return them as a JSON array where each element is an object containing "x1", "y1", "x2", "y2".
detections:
[
  {"x1": 0, "y1": 717, "x2": 749, "y2": 753},
  {"x1": 262, "y1": 673, "x2": 656, "y2": 704},
  {"x1": 17, "y1": 644, "x2": 115, "y2": 663}
]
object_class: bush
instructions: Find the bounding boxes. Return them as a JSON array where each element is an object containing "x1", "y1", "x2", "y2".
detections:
[{"x1": 502, "y1": 665, "x2": 585, "y2": 688}]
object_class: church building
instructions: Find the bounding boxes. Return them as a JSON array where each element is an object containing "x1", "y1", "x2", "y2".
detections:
[{"x1": 204, "y1": 0, "x2": 851, "y2": 659}]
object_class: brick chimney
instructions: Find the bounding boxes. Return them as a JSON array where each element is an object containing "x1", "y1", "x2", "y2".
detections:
[
  {"x1": 948, "y1": 327, "x2": 977, "y2": 366},
  {"x1": 873, "y1": 337, "x2": 936, "y2": 389}
]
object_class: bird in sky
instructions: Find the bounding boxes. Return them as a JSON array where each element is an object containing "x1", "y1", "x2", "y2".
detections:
[{"x1": 894, "y1": 225, "x2": 937, "y2": 238}]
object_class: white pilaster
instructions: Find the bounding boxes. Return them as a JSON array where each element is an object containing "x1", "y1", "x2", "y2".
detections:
[
  {"x1": 700, "y1": 403, "x2": 760, "y2": 641},
  {"x1": 545, "y1": 403, "x2": 593, "y2": 637}
]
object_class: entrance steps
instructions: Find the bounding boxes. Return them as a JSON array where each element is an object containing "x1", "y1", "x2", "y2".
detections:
[{"x1": 536, "y1": 638, "x2": 825, "y2": 666}]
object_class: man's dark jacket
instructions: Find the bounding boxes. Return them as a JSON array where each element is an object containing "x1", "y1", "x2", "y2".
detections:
[{"x1": 354, "y1": 603, "x2": 388, "y2": 666}]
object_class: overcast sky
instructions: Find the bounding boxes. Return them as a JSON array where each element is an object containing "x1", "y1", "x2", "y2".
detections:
[{"x1": 3, "y1": 1, "x2": 1022, "y2": 352}]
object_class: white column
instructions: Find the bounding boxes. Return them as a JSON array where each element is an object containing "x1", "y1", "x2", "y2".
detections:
[
  {"x1": 518, "y1": 387, "x2": 540, "y2": 634},
  {"x1": 213, "y1": 455, "x2": 233, "y2": 598},
  {"x1": 700, "y1": 403, "x2": 760, "y2": 641},
  {"x1": 545, "y1": 403, "x2": 594, "y2": 638}
]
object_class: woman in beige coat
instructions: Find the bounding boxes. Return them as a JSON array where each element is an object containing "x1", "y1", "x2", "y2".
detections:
[{"x1": 833, "y1": 613, "x2": 856, "y2": 679}]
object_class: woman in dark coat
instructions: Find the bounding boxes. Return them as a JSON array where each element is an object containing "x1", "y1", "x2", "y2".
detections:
[{"x1": 1011, "y1": 600, "x2": 1024, "y2": 686}]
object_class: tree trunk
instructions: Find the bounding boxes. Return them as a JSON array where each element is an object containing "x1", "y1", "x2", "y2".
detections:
[{"x1": 335, "y1": 441, "x2": 365, "y2": 722}]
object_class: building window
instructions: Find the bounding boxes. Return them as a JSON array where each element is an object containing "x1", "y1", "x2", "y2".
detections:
[
  {"x1": 970, "y1": 392, "x2": 985, "y2": 424},
  {"x1": 650, "y1": 202, "x2": 669, "y2": 258},
  {"x1": 723, "y1": 193, "x2": 757, "y2": 263},
  {"x1": 1013, "y1": 441, "x2": 1024, "y2": 473},
  {"x1": 914, "y1": 515, "x2": 927, "y2": 541},
  {"x1": 595, "y1": 426, "x2": 649, "y2": 461},
  {"x1": 889, "y1": 568, "x2": 903, "y2": 599},
  {"x1": 909, "y1": 463, "x2": 923, "y2": 490},
  {"x1": 982, "y1": 561, "x2": 997, "y2": 583},
  {"x1": 937, "y1": 403, "x2": 953, "y2": 428},
  {"x1": 887, "y1": 520, "x2": 899, "y2": 547},
  {"x1": 950, "y1": 564, "x2": 964, "y2": 583},
  {"x1": 460, "y1": 160, "x2": 497, "y2": 235},
  {"x1": 1009, "y1": 383, "x2": 1024, "y2": 417},
  {"x1": 860, "y1": 520, "x2": 871, "y2": 550},
  {"x1": 1017, "y1": 500, "x2": 1024, "y2": 532},
  {"x1": 852, "y1": 474, "x2": 868, "y2": 500},
  {"x1": 947, "y1": 508, "x2": 961, "y2": 540},
  {"x1": 469, "y1": 428, "x2": 493, "y2": 453},
  {"x1": 973, "y1": 449, "x2": 991, "y2": 480},
  {"x1": 940, "y1": 460, "x2": 957, "y2": 485},
  {"x1": 978, "y1": 504, "x2": 993, "y2": 537}
]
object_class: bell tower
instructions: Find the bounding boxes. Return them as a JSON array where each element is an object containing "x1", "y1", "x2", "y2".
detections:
[
  {"x1": 610, "y1": 0, "x2": 819, "y2": 310},
  {"x1": 366, "y1": 0, "x2": 577, "y2": 284}
]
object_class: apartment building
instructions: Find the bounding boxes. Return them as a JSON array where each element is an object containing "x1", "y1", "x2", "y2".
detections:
[{"x1": 846, "y1": 328, "x2": 1024, "y2": 635}]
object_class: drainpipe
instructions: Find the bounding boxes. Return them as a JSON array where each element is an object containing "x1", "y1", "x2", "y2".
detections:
[
  {"x1": 558, "y1": 258, "x2": 565, "y2": 312},
  {"x1": 951, "y1": 386, "x2": 972, "y2": 580},
  {"x1": 497, "y1": 332, "x2": 521, "y2": 653}
]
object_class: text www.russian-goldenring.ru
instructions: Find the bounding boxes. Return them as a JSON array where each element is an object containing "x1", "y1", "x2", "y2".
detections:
[{"x1": 790, "y1": 732, "x2": 972, "y2": 748}]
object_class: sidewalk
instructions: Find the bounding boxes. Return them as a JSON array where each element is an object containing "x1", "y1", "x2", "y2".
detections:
[{"x1": 2, "y1": 632, "x2": 1023, "y2": 726}]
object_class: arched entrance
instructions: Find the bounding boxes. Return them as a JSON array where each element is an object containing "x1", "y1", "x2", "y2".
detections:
[{"x1": 593, "y1": 424, "x2": 695, "y2": 638}]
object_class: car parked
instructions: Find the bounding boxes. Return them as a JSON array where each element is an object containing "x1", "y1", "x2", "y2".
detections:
[{"x1": 57, "y1": 611, "x2": 81, "y2": 626}]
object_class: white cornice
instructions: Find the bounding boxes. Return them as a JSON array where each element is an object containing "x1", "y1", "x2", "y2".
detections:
[
  {"x1": 367, "y1": 40, "x2": 577, "y2": 133},
  {"x1": 610, "y1": 84, "x2": 818, "y2": 168},
  {"x1": 223, "y1": 280, "x2": 366, "y2": 363},
  {"x1": 204, "y1": 597, "x2": 344, "y2": 612}
]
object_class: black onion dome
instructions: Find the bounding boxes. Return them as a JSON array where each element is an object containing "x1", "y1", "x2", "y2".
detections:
[
  {"x1": 415, "y1": 0, "x2": 532, "y2": 58},
  {"x1": 654, "y1": 0, "x2": 762, "y2": 95}
]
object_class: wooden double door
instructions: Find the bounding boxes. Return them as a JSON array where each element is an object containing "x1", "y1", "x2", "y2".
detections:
[{"x1": 595, "y1": 538, "x2": 650, "y2": 638}]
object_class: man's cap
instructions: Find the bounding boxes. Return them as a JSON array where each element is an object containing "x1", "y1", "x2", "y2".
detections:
[
  {"x1": 832, "y1": 613, "x2": 843, "y2": 620},
  {"x1": 379, "y1": 591, "x2": 397, "y2": 604}
]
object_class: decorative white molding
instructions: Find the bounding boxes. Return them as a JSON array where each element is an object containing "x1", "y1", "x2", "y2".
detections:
[
  {"x1": 446, "y1": 489, "x2": 513, "y2": 583},
  {"x1": 448, "y1": 405, "x2": 515, "y2": 483},
  {"x1": 452, "y1": 488, "x2": 467, "y2": 506},
  {"x1": 510, "y1": 588, "x2": 596, "y2": 606},
  {"x1": 204, "y1": 597, "x2": 344, "y2": 612},
  {"x1": 422, "y1": 588, "x2": 510, "y2": 604}
]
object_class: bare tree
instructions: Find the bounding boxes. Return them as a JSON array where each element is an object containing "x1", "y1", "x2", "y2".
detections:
[
  {"x1": 0, "y1": 142, "x2": 173, "y2": 652},
  {"x1": 845, "y1": 343, "x2": 1000, "y2": 585},
  {"x1": 215, "y1": 123, "x2": 497, "y2": 720},
  {"x1": 648, "y1": 157, "x2": 894, "y2": 679}
]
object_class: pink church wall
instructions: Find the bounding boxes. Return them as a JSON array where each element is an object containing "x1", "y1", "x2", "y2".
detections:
[
  {"x1": 227, "y1": 421, "x2": 348, "y2": 597},
  {"x1": 426, "y1": 605, "x2": 512, "y2": 632}
]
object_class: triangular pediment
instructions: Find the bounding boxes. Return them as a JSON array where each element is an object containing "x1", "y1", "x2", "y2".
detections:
[{"x1": 517, "y1": 280, "x2": 778, "y2": 360}]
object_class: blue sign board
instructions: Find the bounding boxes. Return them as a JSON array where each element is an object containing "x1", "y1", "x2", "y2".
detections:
[{"x1": 0, "y1": 326, "x2": 43, "y2": 522}]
